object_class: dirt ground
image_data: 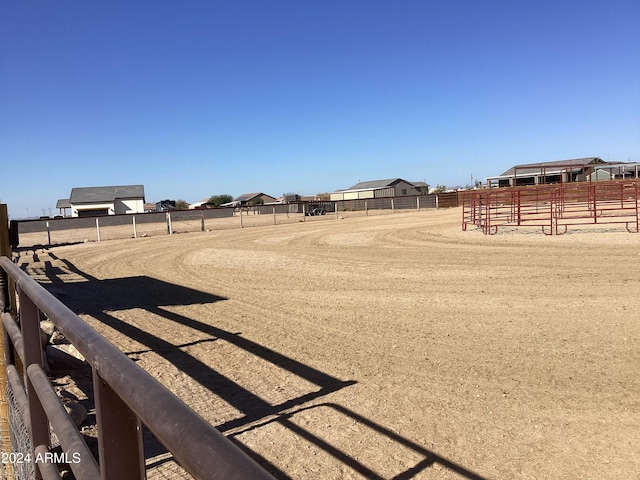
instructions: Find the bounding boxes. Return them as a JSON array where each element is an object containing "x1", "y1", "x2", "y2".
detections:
[{"x1": 16, "y1": 207, "x2": 640, "y2": 479}]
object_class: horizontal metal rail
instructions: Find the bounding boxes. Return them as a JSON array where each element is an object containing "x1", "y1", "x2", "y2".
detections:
[
  {"x1": 2, "y1": 311, "x2": 25, "y2": 361},
  {"x1": 0, "y1": 256, "x2": 274, "y2": 479}
]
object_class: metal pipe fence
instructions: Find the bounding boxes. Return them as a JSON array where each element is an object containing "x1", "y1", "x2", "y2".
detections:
[
  {"x1": 0, "y1": 256, "x2": 274, "y2": 480},
  {"x1": 462, "y1": 180, "x2": 640, "y2": 235}
]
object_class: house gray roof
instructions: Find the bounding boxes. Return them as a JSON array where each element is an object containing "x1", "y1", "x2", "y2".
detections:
[
  {"x1": 56, "y1": 199, "x2": 71, "y2": 209},
  {"x1": 234, "y1": 192, "x2": 271, "y2": 203},
  {"x1": 347, "y1": 178, "x2": 414, "y2": 190},
  {"x1": 498, "y1": 157, "x2": 604, "y2": 177},
  {"x1": 69, "y1": 185, "x2": 145, "y2": 204}
]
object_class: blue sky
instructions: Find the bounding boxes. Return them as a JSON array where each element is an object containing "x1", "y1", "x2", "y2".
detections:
[{"x1": 1, "y1": 1, "x2": 639, "y2": 218}]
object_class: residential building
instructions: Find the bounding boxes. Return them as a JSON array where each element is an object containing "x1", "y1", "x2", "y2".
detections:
[
  {"x1": 67, "y1": 185, "x2": 145, "y2": 217},
  {"x1": 233, "y1": 193, "x2": 277, "y2": 206},
  {"x1": 330, "y1": 178, "x2": 426, "y2": 201}
]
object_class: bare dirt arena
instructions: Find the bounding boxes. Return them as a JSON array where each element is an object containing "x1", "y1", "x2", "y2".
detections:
[{"x1": 17, "y1": 208, "x2": 640, "y2": 479}]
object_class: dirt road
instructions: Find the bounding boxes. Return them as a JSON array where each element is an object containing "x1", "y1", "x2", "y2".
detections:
[{"x1": 20, "y1": 207, "x2": 640, "y2": 479}]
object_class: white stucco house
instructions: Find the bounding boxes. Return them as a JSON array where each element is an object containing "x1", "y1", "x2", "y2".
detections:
[{"x1": 67, "y1": 185, "x2": 146, "y2": 217}]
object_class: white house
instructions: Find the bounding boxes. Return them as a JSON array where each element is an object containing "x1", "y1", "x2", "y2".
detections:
[
  {"x1": 188, "y1": 198, "x2": 211, "y2": 209},
  {"x1": 68, "y1": 185, "x2": 146, "y2": 217}
]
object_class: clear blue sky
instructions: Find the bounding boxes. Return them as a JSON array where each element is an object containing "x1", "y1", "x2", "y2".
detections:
[{"x1": 1, "y1": 1, "x2": 639, "y2": 218}]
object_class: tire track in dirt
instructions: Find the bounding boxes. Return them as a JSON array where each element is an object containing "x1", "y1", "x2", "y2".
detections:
[{"x1": 23, "y1": 208, "x2": 640, "y2": 480}]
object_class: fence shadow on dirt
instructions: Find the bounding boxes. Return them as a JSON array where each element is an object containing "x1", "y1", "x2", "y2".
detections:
[{"x1": 27, "y1": 247, "x2": 486, "y2": 480}]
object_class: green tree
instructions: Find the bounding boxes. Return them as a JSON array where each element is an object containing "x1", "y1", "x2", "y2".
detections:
[
  {"x1": 208, "y1": 194, "x2": 233, "y2": 206},
  {"x1": 175, "y1": 199, "x2": 189, "y2": 210},
  {"x1": 250, "y1": 196, "x2": 264, "y2": 206},
  {"x1": 283, "y1": 192, "x2": 300, "y2": 202},
  {"x1": 432, "y1": 185, "x2": 447, "y2": 194}
]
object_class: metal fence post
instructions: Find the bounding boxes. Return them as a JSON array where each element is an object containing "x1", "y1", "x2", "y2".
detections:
[
  {"x1": 0, "y1": 206, "x2": 11, "y2": 312},
  {"x1": 167, "y1": 212, "x2": 173, "y2": 234},
  {"x1": 93, "y1": 369, "x2": 145, "y2": 480},
  {"x1": 0, "y1": 205, "x2": 13, "y2": 479},
  {"x1": 19, "y1": 287, "x2": 49, "y2": 478}
]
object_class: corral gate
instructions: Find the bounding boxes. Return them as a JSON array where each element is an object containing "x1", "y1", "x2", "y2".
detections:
[{"x1": 462, "y1": 180, "x2": 640, "y2": 235}]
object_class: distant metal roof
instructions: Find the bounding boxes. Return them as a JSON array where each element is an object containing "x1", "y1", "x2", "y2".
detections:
[
  {"x1": 188, "y1": 199, "x2": 211, "y2": 209},
  {"x1": 69, "y1": 185, "x2": 145, "y2": 204},
  {"x1": 347, "y1": 178, "x2": 414, "y2": 190},
  {"x1": 498, "y1": 157, "x2": 604, "y2": 177},
  {"x1": 233, "y1": 192, "x2": 274, "y2": 202},
  {"x1": 595, "y1": 162, "x2": 640, "y2": 172}
]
